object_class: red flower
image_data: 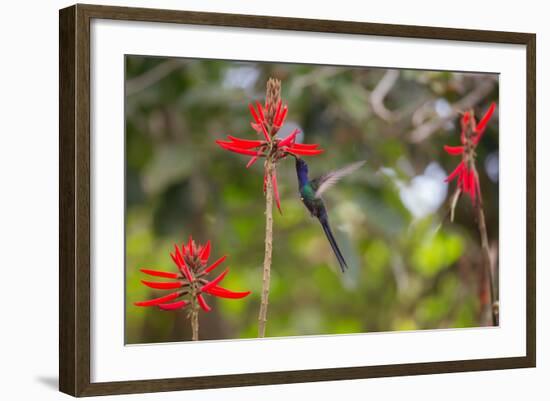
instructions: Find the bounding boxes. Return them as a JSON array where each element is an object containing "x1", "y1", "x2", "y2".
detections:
[
  {"x1": 216, "y1": 99, "x2": 323, "y2": 213},
  {"x1": 135, "y1": 236, "x2": 251, "y2": 312},
  {"x1": 444, "y1": 102, "x2": 496, "y2": 204}
]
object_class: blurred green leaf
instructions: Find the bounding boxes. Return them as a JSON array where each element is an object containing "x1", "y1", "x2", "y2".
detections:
[{"x1": 412, "y1": 232, "x2": 464, "y2": 278}]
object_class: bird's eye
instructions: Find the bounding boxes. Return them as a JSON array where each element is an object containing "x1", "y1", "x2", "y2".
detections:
[{"x1": 300, "y1": 197, "x2": 304, "y2": 201}]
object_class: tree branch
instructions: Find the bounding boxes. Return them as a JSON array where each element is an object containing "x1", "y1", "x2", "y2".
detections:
[{"x1": 126, "y1": 59, "x2": 188, "y2": 96}]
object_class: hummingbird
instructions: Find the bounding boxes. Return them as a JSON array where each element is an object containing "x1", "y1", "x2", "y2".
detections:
[{"x1": 294, "y1": 157, "x2": 366, "y2": 272}]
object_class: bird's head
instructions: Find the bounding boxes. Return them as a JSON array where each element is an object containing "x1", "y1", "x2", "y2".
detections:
[
  {"x1": 295, "y1": 157, "x2": 310, "y2": 185},
  {"x1": 295, "y1": 157, "x2": 308, "y2": 174}
]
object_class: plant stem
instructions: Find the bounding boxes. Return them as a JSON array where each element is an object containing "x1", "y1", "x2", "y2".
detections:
[
  {"x1": 477, "y1": 203, "x2": 498, "y2": 326},
  {"x1": 191, "y1": 299, "x2": 199, "y2": 341},
  {"x1": 258, "y1": 158, "x2": 274, "y2": 337}
]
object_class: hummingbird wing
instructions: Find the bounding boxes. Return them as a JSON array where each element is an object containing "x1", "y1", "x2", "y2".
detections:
[{"x1": 314, "y1": 160, "x2": 366, "y2": 197}]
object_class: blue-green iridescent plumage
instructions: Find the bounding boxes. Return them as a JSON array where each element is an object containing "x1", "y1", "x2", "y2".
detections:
[{"x1": 295, "y1": 157, "x2": 365, "y2": 272}]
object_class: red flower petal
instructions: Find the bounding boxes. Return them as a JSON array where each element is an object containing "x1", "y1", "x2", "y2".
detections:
[
  {"x1": 256, "y1": 101, "x2": 265, "y2": 122},
  {"x1": 173, "y1": 244, "x2": 193, "y2": 282},
  {"x1": 204, "y1": 255, "x2": 227, "y2": 273},
  {"x1": 272, "y1": 170, "x2": 282, "y2": 214},
  {"x1": 275, "y1": 105, "x2": 288, "y2": 127},
  {"x1": 246, "y1": 154, "x2": 260, "y2": 168},
  {"x1": 199, "y1": 240, "x2": 211, "y2": 262},
  {"x1": 175, "y1": 244, "x2": 185, "y2": 265},
  {"x1": 248, "y1": 102, "x2": 270, "y2": 140},
  {"x1": 288, "y1": 143, "x2": 319, "y2": 150},
  {"x1": 169, "y1": 252, "x2": 178, "y2": 267},
  {"x1": 285, "y1": 147, "x2": 324, "y2": 156},
  {"x1": 204, "y1": 286, "x2": 251, "y2": 299},
  {"x1": 181, "y1": 266, "x2": 194, "y2": 283},
  {"x1": 273, "y1": 100, "x2": 282, "y2": 125},
  {"x1": 474, "y1": 102, "x2": 496, "y2": 144},
  {"x1": 476, "y1": 102, "x2": 496, "y2": 133},
  {"x1": 158, "y1": 300, "x2": 188, "y2": 311},
  {"x1": 260, "y1": 122, "x2": 270, "y2": 141},
  {"x1": 226, "y1": 136, "x2": 264, "y2": 149},
  {"x1": 201, "y1": 268, "x2": 229, "y2": 292},
  {"x1": 139, "y1": 269, "x2": 179, "y2": 279},
  {"x1": 134, "y1": 291, "x2": 181, "y2": 307},
  {"x1": 462, "y1": 168, "x2": 470, "y2": 193},
  {"x1": 248, "y1": 103, "x2": 260, "y2": 124},
  {"x1": 460, "y1": 170, "x2": 470, "y2": 195},
  {"x1": 216, "y1": 141, "x2": 263, "y2": 156},
  {"x1": 217, "y1": 140, "x2": 261, "y2": 150},
  {"x1": 462, "y1": 111, "x2": 471, "y2": 125},
  {"x1": 197, "y1": 294, "x2": 212, "y2": 312},
  {"x1": 170, "y1": 245, "x2": 184, "y2": 269},
  {"x1": 445, "y1": 161, "x2": 465, "y2": 183},
  {"x1": 278, "y1": 129, "x2": 300, "y2": 148},
  {"x1": 141, "y1": 280, "x2": 183, "y2": 290},
  {"x1": 443, "y1": 145, "x2": 465, "y2": 155}
]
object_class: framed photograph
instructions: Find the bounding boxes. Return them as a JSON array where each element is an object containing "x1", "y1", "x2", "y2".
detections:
[{"x1": 59, "y1": 4, "x2": 536, "y2": 397}]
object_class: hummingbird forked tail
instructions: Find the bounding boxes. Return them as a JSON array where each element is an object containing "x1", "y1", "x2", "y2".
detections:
[{"x1": 319, "y1": 215, "x2": 348, "y2": 272}]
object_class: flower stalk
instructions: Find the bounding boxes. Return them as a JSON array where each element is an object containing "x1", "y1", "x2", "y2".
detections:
[
  {"x1": 476, "y1": 185, "x2": 498, "y2": 326},
  {"x1": 258, "y1": 157, "x2": 274, "y2": 337},
  {"x1": 215, "y1": 77, "x2": 323, "y2": 337},
  {"x1": 257, "y1": 78, "x2": 280, "y2": 337},
  {"x1": 191, "y1": 297, "x2": 199, "y2": 341},
  {"x1": 444, "y1": 103, "x2": 498, "y2": 326}
]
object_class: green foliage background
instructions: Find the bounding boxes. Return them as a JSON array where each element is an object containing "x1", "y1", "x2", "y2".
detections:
[{"x1": 125, "y1": 56, "x2": 499, "y2": 343}]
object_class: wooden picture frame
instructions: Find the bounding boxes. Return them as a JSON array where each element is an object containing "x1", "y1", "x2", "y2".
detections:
[{"x1": 59, "y1": 3, "x2": 536, "y2": 396}]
